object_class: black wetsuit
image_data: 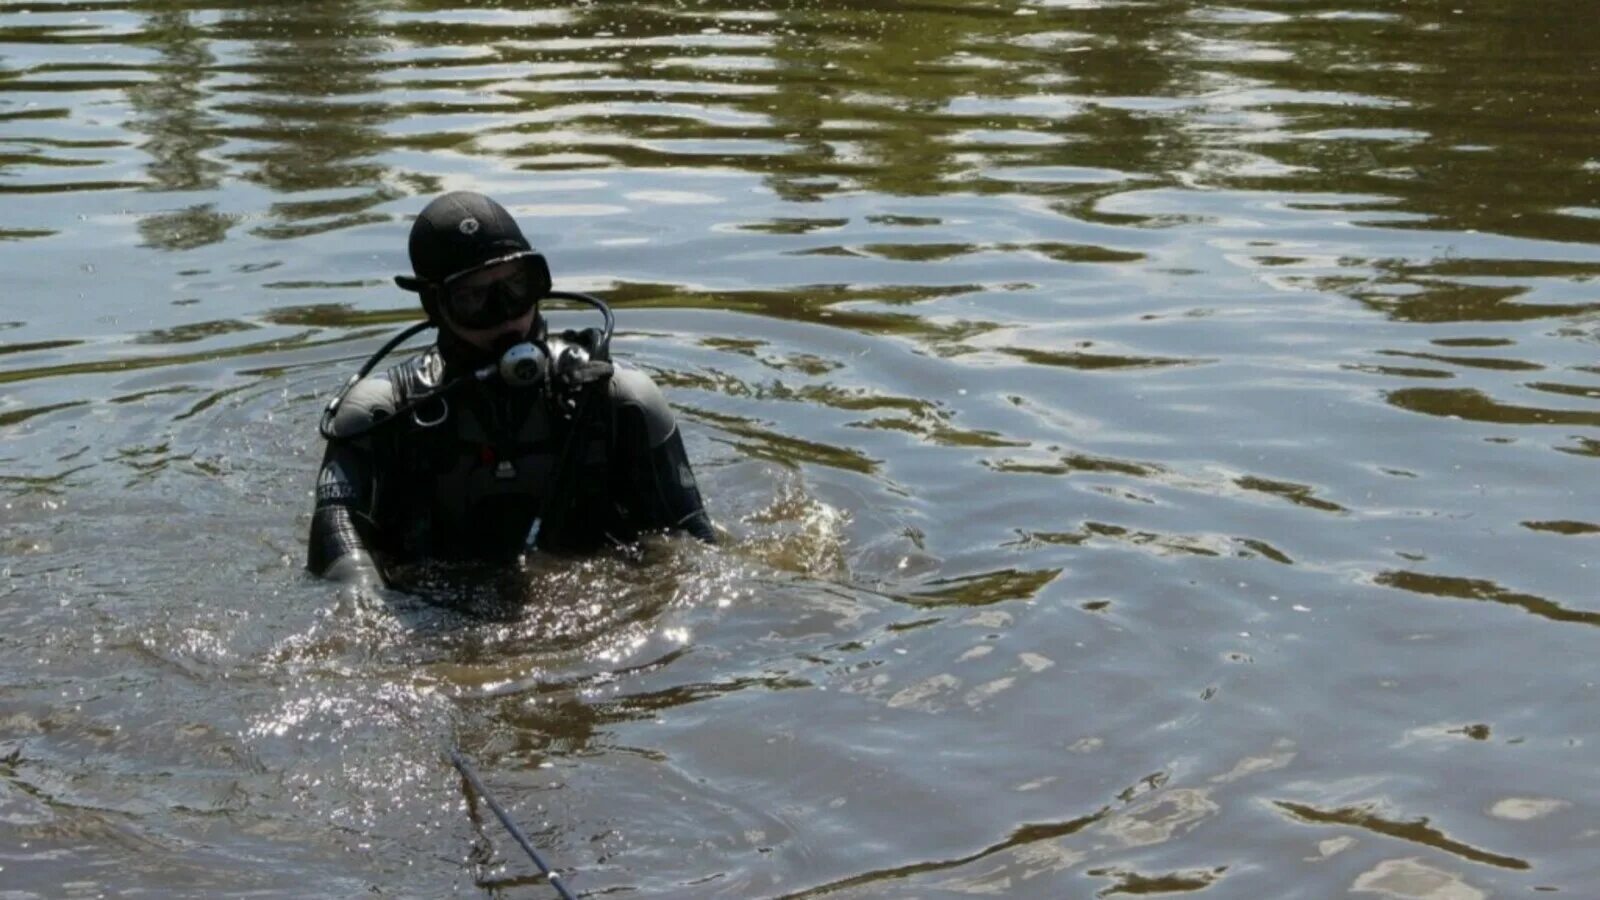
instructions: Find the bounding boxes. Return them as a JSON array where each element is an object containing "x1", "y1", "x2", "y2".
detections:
[{"x1": 307, "y1": 344, "x2": 713, "y2": 583}]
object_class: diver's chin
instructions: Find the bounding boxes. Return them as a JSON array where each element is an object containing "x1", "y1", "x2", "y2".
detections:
[
  {"x1": 490, "y1": 329, "x2": 528, "y2": 358},
  {"x1": 439, "y1": 319, "x2": 533, "y2": 372}
]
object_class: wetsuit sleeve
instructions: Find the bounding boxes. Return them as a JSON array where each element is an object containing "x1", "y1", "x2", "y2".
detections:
[
  {"x1": 308, "y1": 439, "x2": 381, "y2": 582},
  {"x1": 610, "y1": 367, "x2": 716, "y2": 543},
  {"x1": 307, "y1": 377, "x2": 394, "y2": 582}
]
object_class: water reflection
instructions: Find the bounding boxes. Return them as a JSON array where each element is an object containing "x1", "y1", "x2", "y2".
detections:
[
  {"x1": 130, "y1": 4, "x2": 229, "y2": 251},
  {"x1": 1377, "y1": 570, "x2": 1600, "y2": 628},
  {"x1": 1386, "y1": 387, "x2": 1600, "y2": 427},
  {"x1": 1, "y1": 0, "x2": 1598, "y2": 896},
  {"x1": 1275, "y1": 800, "x2": 1530, "y2": 870},
  {"x1": 1198, "y1": 2, "x2": 1600, "y2": 244},
  {"x1": 3, "y1": 0, "x2": 1596, "y2": 258},
  {"x1": 225, "y1": 0, "x2": 399, "y2": 237}
]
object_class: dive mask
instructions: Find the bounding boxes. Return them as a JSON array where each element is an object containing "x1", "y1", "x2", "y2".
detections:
[{"x1": 396, "y1": 250, "x2": 553, "y2": 329}]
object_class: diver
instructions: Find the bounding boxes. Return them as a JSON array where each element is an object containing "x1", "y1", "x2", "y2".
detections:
[{"x1": 307, "y1": 191, "x2": 715, "y2": 586}]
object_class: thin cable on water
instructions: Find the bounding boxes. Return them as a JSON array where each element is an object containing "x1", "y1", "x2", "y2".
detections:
[{"x1": 450, "y1": 747, "x2": 578, "y2": 900}]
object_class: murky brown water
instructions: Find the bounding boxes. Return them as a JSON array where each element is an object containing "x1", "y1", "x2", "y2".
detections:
[{"x1": 2, "y1": 1, "x2": 1598, "y2": 897}]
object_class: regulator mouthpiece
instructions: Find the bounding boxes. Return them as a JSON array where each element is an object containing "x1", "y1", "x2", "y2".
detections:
[{"x1": 498, "y1": 341, "x2": 548, "y2": 387}]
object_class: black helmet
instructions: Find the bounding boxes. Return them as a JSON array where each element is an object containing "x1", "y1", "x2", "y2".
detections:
[
  {"x1": 395, "y1": 192, "x2": 550, "y2": 366},
  {"x1": 396, "y1": 191, "x2": 551, "y2": 329},
  {"x1": 405, "y1": 191, "x2": 530, "y2": 284}
]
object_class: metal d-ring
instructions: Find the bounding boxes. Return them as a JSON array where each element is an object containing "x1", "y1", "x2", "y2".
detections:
[{"x1": 412, "y1": 396, "x2": 449, "y2": 428}]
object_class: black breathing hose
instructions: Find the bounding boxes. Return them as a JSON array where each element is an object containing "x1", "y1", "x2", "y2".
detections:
[
  {"x1": 316, "y1": 290, "x2": 615, "y2": 443},
  {"x1": 318, "y1": 320, "x2": 440, "y2": 441},
  {"x1": 545, "y1": 290, "x2": 614, "y2": 354}
]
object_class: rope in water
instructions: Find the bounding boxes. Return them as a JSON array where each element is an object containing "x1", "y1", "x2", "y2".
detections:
[{"x1": 449, "y1": 747, "x2": 578, "y2": 900}]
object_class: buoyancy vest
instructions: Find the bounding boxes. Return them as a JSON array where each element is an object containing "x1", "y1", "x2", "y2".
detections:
[{"x1": 369, "y1": 349, "x2": 577, "y2": 560}]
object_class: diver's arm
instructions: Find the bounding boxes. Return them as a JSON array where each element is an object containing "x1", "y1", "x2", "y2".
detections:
[
  {"x1": 645, "y1": 426, "x2": 717, "y2": 543},
  {"x1": 307, "y1": 440, "x2": 383, "y2": 583},
  {"x1": 610, "y1": 367, "x2": 716, "y2": 543},
  {"x1": 307, "y1": 376, "x2": 396, "y2": 582}
]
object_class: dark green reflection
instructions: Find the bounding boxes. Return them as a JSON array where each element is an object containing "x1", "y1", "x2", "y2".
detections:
[
  {"x1": 128, "y1": 4, "x2": 229, "y2": 251},
  {"x1": 1089, "y1": 867, "x2": 1225, "y2": 896},
  {"x1": 901, "y1": 567, "x2": 1061, "y2": 608},
  {"x1": 219, "y1": 0, "x2": 399, "y2": 237},
  {"x1": 987, "y1": 452, "x2": 1164, "y2": 478},
  {"x1": 133, "y1": 318, "x2": 260, "y2": 345},
  {"x1": 0, "y1": 400, "x2": 87, "y2": 427},
  {"x1": 1387, "y1": 388, "x2": 1600, "y2": 427},
  {"x1": 1377, "y1": 570, "x2": 1600, "y2": 628},
  {"x1": 0, "y1": 329, "x2": 373, "y2": 386},
  {"x1": 0, "y1": 339, "x2": 81, "y2": 356},
  {"x1": 1348, "y1": 276, "x2": 1600, "y2": 324},
  {"x1": 1001, "y1": 346, "x2": 1206, "y2": 371},
  {"x1": 1007, "y1": 523, "x2": 1295, "y2": 564},
  {"x1": 1235, "y1": 476, "x2": 1346, "y2": 514},
  {"x1": 1377, "y1": 349, "x2": 1541, "y2": 372},
  {"x1": 681, "y1": 405, "x2": 879, "y2": 475},
  {"x1": 1197, "y1": 1, "x2": 1600, "y2": 245},
  {"x1": 607, "y1": 280, "x2": 994, "y2": 345},
  {"x1": 3, "y1": 0, "x2": 1597, "y2": 256},
  {"x1": 1522, "y1": 520, "x2": 1600, "y2": 536},
  {"x1": 1274, "y1": 800, "x2": 1530, "y2": 870},
  {"x1": 774, "y1": 808, "x2": 1109, "y2": 900},
  {"x1": 0, "y1": 228, "x2": 57, "y2": 241},
  {"x1": 755, "y1": 0, "x2": 1197, "y2": 201}
]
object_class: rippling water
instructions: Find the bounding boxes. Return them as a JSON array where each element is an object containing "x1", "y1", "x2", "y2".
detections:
[{"x1": 3, "y1": 1, "x2": 1598, "y2": 896}]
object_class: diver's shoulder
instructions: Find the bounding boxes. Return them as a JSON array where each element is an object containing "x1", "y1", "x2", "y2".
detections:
[
  {"x1": 609, "y1": 363, "x2": 670, "y2": 408},
  {"x1": 326, "y1": 372, "x2": 401, "y2": 439},
  {"x1": 327, "y1": 349, "x2": 445, "y2": 437},
  {"x1": 608, "y1": 363, "x2": 677, "y2": 444}
]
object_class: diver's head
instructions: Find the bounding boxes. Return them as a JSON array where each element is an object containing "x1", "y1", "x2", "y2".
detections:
[{"x1": 394, "y1": 191, "x2": 552, "y2": 364}]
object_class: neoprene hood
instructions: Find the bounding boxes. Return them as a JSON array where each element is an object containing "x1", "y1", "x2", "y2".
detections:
[{"x1": 408, "y1": 191, "x2": 531, "y2": 284}]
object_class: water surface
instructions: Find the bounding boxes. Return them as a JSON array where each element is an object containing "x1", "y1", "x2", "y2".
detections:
[{"x1": 2, "y1": 1, "x2": 1598, "y2": 897}]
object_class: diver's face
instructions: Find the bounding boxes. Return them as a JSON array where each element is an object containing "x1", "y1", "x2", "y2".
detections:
[
  {"x1": 433, "y1": 253, "x2": 542, "y2": 354},
  {"x1": 440, "y1": 305, "x2": 537, "y2": 354}
]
